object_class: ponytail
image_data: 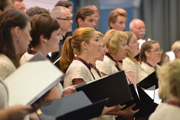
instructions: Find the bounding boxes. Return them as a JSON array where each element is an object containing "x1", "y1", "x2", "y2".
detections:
[{"x1": 60, "y1": 36, "x2": 75, "y2": 73}]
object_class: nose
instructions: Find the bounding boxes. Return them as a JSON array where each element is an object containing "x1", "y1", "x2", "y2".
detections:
[
  {"x1": 105, "y1": 47, "x2": 108, "y2": 53},
  {"x1": 126, "y1": 45, "x2": 129, "y2": 51},
  {"x1": 92, "y1": 21, "x2": 96, "y2": 28},
  {"x1": 70, "y1": 19, "x2": 73, "y2": 24},
  {"x1": 123, "y1": 23, "x2": 126, "y2": 30},
  {"x1": 29, "y1": 35, "x2": 32, "y2": 42}
]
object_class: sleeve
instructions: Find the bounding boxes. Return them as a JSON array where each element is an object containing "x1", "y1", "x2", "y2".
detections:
[
  {"x1": 123, "y1": 58, "x2": 136, "y2": 73},
  {"x1": 64, "y1": 64, "x2": 92, "y2": 87}
]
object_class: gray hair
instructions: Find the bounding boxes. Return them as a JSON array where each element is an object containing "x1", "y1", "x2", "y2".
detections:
[{"x1": 51, "y1": 6, "x2": 70, "y2": 18}]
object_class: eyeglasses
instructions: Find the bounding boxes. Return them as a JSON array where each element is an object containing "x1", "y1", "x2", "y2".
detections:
[
  {"x1": 149, "y1": 49, "x2": 163, "y2": 52},
  {"x1": 56, "y1": 18, "x2": 73, "y2": 21}
]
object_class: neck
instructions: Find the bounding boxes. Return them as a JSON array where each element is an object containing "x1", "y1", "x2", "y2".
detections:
[
  {"x1": 77, "y1": 52, "x2": 92, "y2": 64},
  {"x1": 170, "y1": 96, "x2": 180, "y2": 103},
  {"x1": 146, "y1": 59, "x2": 156, "y2": 67},
  {"x1": 109, "y1": 53, "x2": 120, "y2": 61},
  {"x1": 33, "y1": 45, "x2": 48, "y2": 57},
  {"x1": 60, "y1": 31, "x2": 66, "y2": 37}
]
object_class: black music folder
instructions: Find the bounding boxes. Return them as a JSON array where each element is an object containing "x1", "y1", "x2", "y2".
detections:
[
  {"x1": 133, "y1": 85, "x2": 158, "y2": 119},
  {"x1": 137, "y1": 71, "x2": 158, "y2": 89},
  {"x1": 5, "y1": 52, "x2": 64, "y2": 107},
  {"x1": 38, "y1": 91, "x2": 107, "y2": 120},
  {"x1": 76, "y1": 71, "x2": 133, "y2": 107},
  {"x1": 119, "y1": 84, "x2": 157, "y2": 119}
]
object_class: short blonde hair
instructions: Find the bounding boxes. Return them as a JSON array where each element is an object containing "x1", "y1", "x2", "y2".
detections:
[
  {"x1": 172, "y1": 41, "x2": 180, "y2": 52},
  {"x1": 105, "y1": 29, "x2": 127, "y2": 54},
  {"x1": 157, "y1": 59, "x2": 180, "y2": 99}
]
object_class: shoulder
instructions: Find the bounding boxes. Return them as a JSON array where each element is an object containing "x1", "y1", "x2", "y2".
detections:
[
  {"x1": 20, "y1": 52, "x2": 35, "y2": 65},
  {"x1": 0, "y1": 54, "x2": 16, "y2": 79},
  {"x1": 149, "y1": 104, "x2": 180, "y2": 120}
]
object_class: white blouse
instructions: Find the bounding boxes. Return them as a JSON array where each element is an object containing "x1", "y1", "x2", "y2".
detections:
[
  {"x1": 96, "y1": 56, "x2": 122, "y2": 75},
  {"x1": 141, "y1": 62, "x2": 161, "y2": 75},
  {"x1": 123, "y1": 57, "x2": 148, "y2": 83},
  {"x1": 64, "y1": 60, "x2": 94, "y2": 88}
]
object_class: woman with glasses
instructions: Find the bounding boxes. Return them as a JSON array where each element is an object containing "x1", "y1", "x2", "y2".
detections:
[
  {"x1": 140, "y1": 40, "x2": 162, "y2": 75},
  {"x1": 122, "y1": 31, "x2": 148, "y2": 83}
]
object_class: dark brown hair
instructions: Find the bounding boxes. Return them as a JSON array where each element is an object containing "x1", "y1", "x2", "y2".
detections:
[
  {"x1": 75, "y1": 7, "x2": 94, "y2": 28},
  {"x1": 55, "y1": 1, "x2": 73, "y2": 8},
  {"x1": 26, "y1": 6, "x2": 50, "y2": 18},
  {"x1": 0, "y1": 0, "x2": 10, "y2": 11},
  {"x1": 0, "y1": 8, "x2": 30, "y2": 67},
  {"x1": 11, "y1": 0, "x2": 23, "y2": 4},
  {"x1": 30, "y1": 13, "x2": 60, "y2": 48},
  {"x1": 140, "y1": 40, "x2": 158, "y2": 62}
]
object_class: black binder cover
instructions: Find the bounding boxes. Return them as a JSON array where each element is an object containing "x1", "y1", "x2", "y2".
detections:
[
  {"x1": 121, "y1": 84, "x2": 140, "y2": 110},
  {"x1": 133, "y1": 86, "x2": 158, "y2": 119},
  {"x1": 137, "y1": 71, "x2": 158, "y2": 89},
  {"x1": 76, "y1": 71, "x2": 133, "y2": 107},
  {"x1": 38, "y1": 91, "x2": 107, "y2": 120}
]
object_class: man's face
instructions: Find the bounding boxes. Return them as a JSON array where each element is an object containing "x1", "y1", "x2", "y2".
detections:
[
  {"x1": 14, "y1": 1, "x2": 26, "y2": 13},
  {"x1": 110, "y1": 15, "x2": 127, "y2": 31},
  {"x1": 131, "y1": 21, "x2": 146, "y2": 40},
  {"x1": 79, "y1": 14, "x2": 96, "y2": 28},
  {"x1": 56, "y1": 9, "x2": 73, "y2": 35}
]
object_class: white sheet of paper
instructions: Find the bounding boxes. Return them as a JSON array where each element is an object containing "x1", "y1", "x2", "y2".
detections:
[
  {"x1": 154, "y1": 89, "x2": 162, "y2": 104},
  {"x1": 144, "y1": 89, "x2": 154, "y2": 99}
]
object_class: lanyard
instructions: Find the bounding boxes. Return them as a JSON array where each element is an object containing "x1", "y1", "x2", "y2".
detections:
[
  {"x1": 144, "y1": 62, "x2": 156, "y2": 70},
  {"x1": 89, "y1": 63, "x2": 102, "y2": 78},
  {"x1": 105, "y1": 53, "x2": 121, "y2": 71},
  {"x1": 74, "y1": 57, "x2": 95, "y2": 79}
]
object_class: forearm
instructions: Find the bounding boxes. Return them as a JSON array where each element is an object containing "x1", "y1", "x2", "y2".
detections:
[{"x1": 0, "y1": 109, "x2": 10, "y2": 120}]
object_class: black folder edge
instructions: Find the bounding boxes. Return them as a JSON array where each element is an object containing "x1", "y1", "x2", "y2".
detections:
[
  {"x1": 28, "y1": 52, "x2": 47, "y2": 62},
  {"x1": 121, "y1": 84, "x2": 140, "y2": 110},
  {"x1": 75, "y1": 71, "x2": 133, "y2": 107},
  {"x1": 38, "y1": 91, "x2": 107, "y2": 120},
  {"x1": 56, "y1": 99, "x2": 108, "y2": 120},
  {"x1": 137, "y1": 71, "x2": 158, "y2": 89}
]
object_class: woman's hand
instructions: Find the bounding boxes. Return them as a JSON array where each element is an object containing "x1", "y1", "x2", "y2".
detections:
[
  {"x1": 6, "y1": 105, "x2": 32, "y2": 120},
  {"x1": 62, "y1": 86, "x2": 76, "y2": 97}
]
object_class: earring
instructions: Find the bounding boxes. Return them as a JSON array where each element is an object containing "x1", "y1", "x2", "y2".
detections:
[
  {"x1": 85, "y1": 48, "x2": 87, "y2": 52},
  {"x1": 43, "y1": 40, "x2": 47, "y2": 43}
]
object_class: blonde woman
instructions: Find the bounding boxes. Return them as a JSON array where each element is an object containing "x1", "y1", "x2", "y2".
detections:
[
  {"x1": 149, "y1": 60, "x2": 180, "y2": 120},
  {"x1": 122, "y1": 31, "x2": 148, "y2": 83},
  {"x1": 96, "y1": 29, "x2": 139, "y2": 118},
  {"x1": 171, "y1": 41, "x2": 180, "y2": 59}
]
